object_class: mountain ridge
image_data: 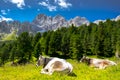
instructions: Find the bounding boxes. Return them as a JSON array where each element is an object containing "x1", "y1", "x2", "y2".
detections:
[
  {"x1": 0, "y1": 14, "x2": 89, "y2": 34},
  {"x1": 0, "y1": 14, "x2": 120, "y2": 35}
]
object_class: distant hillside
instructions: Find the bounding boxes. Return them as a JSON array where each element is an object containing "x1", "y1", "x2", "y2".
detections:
[{"x1": 2, "y1": 30, "x2": 17, "y2": 41}]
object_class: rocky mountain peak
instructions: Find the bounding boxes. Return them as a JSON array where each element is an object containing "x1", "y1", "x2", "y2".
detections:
[
  {"x1": 69, "y1": 16, "x2": 89, "y2": 26},
  {"x1": 54, "y1": 14, "x2": 65, "y2": 20},
  {"x1": 36, "y1": 14, "x2": 47, "y2": 19},
  {"x1": 31, "y1": 14, "x2": 90, "y2": 32},
  {"x1": 0, "y1": 14, "x2": 90, "y2": 34}
]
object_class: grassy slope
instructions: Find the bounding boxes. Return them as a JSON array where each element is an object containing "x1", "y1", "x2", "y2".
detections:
[
  {"x1": 2, "y1": 31, "x2": 17, "y2": 41},
  {"x1": 0, "y1": 59, "x2": 120, "y2": 80}
]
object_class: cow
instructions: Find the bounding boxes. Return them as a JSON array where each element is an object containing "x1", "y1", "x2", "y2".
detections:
[
  {"x1": 80, "y1": 56, "x2": 117, "y2": 69},
  {"x1": 36, "y1": 55, "x2": 73, "y2": 75}
]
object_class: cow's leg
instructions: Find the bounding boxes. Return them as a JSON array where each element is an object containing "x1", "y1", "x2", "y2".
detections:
[
  {"x1": 98, "y1": 64, "x2": 102, "y2": 69},
  {"x1": 48, "y1": 67, "x2": 54, "y2": 75},
  {"x1": 103, "y1": 65, "x2": 107, "y2": 69},
  {"x1": 99, "y1": 63, "x2": 106, "y2": 69},
  {"x1": 99, "y1": 66, "x2": 103, "y2": 69},
  {"x1": 41, "y1": 68, "x2": 49, "y2": 74},
  {"x1": 41, "y1": 69, "x2": 46, "y2": 74},
  {"x1": 40, "y1": 68, "x2": 53, "y2": 75}
]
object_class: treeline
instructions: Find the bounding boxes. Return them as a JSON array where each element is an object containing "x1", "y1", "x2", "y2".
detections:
[{"x1": 0, "y1": 19, "x2": 120, "y2": 65}]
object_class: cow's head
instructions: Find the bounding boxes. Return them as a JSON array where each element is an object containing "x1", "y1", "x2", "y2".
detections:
[
  {"x1": 80, "y1": 55, "x2": 88, "y2": 63},
  {"x1": 36, "y1": 55, "x2": 45, "y2": 66}
]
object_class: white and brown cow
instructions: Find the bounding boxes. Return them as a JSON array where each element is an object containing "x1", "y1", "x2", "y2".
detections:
[
  {"x1": 80, "y1": 56, "x2": 117, "y2": 69},
  {"x1": 36, "y1": 55, "x2": 73, "y2": 75}
]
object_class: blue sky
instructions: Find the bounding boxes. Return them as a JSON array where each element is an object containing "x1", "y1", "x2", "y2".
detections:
[{"x1": 0, "y1": 0, "x2": 120, "y2": 22}]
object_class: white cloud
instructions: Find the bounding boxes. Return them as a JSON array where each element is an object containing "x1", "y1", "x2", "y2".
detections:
[
  {"x1": 93, "y1": 15, "x2": 120, "y2": 25},
  {"x1": 113, "y1": 15, "x2": 120, "y2": 21},
  {"x1": 93, "y1": 20, "x2": 106, "y2": 25},
  {"x1": 55, "y1": 0, "x2": 72, "y2": 8},
  {"x1": 1, "y1": 9, "x2": 11, "y2": 15},
  {"x1": 0, "y1": 15, "x2": 13, "y2": 22},
  {"x1": 39, "y1": 2, "x2": 56, "y2": 11},
  {"x1": 9, "y1": 0, "x2": 25, "y2": 9},
  {"x1": 1, "y1": 10, "x2": 7, "y2": 15},
  {"x1": 38, "y1": 0, "x2": 72, "y2": 11}
]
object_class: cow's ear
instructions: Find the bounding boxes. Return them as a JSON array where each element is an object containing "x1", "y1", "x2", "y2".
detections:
[
  {"x1": 39, "y1": 54, "x2": 43, "y2": 59},
  {"x1": 40, "y1": 55, "x2": 43, "y2": 58}
]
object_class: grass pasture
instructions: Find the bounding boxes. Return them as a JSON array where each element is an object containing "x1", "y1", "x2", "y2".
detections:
[{"x1": 0, "y1": 59, "x2": 120, "y2": 80}]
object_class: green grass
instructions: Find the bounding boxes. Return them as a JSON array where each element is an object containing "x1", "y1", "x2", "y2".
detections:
[
  {"x1": 0, "y1": 59, "x2": 120, "y2": 80},
  {"x1": 2, "y1": 31, "x2": 17, "y2": 41}
]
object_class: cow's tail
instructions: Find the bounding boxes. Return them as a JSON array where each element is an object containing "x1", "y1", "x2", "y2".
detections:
[
  {"x1": 67, "y1": 62, "x2": 73, "y2": 73},
  {"x1": 67, "y1": 62, "x2": 77, "y2": 77},
  {"x1": 109, "y1": 60, "x2": 117, "y2": 66}
]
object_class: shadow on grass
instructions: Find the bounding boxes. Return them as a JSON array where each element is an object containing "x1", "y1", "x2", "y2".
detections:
[{"x1": 68, "y1": 72, "x2": 77, "y2": 77}]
